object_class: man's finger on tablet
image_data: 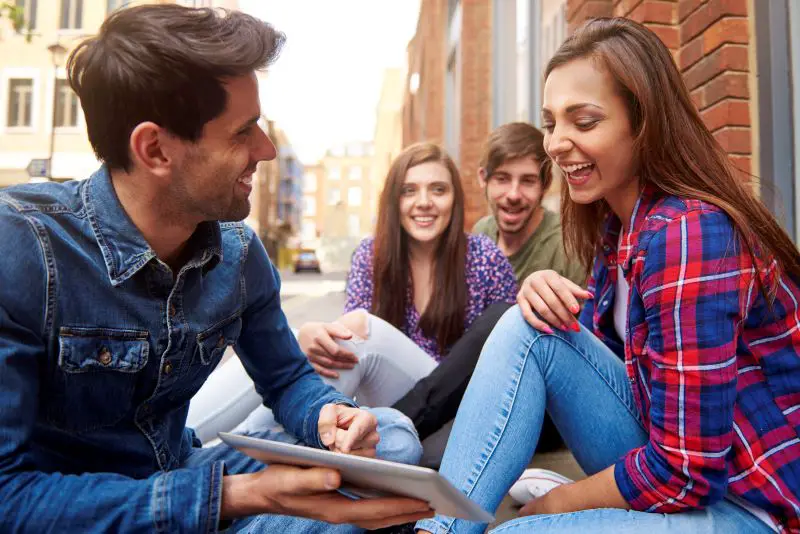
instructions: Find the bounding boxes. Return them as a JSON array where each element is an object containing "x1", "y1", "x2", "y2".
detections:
[{"x1": 267, "y1": 465, "x2": 341, "y2": 497}]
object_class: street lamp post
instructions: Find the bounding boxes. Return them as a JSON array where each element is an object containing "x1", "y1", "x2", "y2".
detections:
[{"x1": 47, "y1": 42, "x2": 67, "y2": 181}]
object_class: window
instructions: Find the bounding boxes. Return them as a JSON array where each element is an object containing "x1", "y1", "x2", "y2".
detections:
[
  {"x1": 7, "y1": 79, "x2": 33, "y2": 128},
  {"x1": 304, "y1": 172, "x2": 317, "y2": 192},
  {"x1": 445, "y1": 1, "x2": 462, "y2": 161},
  {"x1": 348, "y1": 166, "x2": 363, "y2": 181},
  {"x1": 348, "y1": 214, "x2": 360, "y2": 236},
  {"x1": 60, "y1": 0, "x2": 83, "y2": 30},
  {"x1": 348, "y1": 187, "x2": 362, "y2": 207},
  {"x1": 55, "y1": 79, "x2": 79, "y2": 128},
  {"x1": 15, "y1": 0, "x2": 37, "y2": 30},
  {"x1": 328, "y1": 166, "x2": 341, "y2": 180},
  {"x1": 303, "y1": 196, "x2": 316, "y2": 217},
  {"x1": 328, "y1": 188, "x2": 341, "y2": 205},
  {"x1": 107, "y1": 0, "x2": 126, "y2": 13}
]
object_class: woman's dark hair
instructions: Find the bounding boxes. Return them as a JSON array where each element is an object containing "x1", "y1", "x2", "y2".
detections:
[
  {"x1": 372, "y1": 142, "x2": 468, "y2": 352},
  {"x1": 67, "y1": 4, "x2": 285, "y2": 171},
  {"x1": 547, "y1": 17, "x2": 800, "y2": 294}
]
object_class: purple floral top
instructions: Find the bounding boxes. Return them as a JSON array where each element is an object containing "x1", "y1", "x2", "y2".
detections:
[{"x1": 344, "y1": 234, "x2": 518, "y2": 361}]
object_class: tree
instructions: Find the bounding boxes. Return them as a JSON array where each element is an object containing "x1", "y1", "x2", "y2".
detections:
[{"x1": 1, "y1": 2, "x2": 33, "y2": 42}]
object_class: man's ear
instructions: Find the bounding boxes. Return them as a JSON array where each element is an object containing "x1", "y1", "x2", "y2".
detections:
[
  {"x1": 129, "y1": 122, "x2": 173, "y2": 178},
  {"x1": 478, "y1": 167, "x2": 488, "y2": 190}
]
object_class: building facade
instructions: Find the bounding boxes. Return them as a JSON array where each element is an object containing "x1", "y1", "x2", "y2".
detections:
[
  {"x1": 0, "y1": 0, "x2": 241, "y2": 188},
  {"x1": 403, "y1": 0, "x2": 800, "y2": 241},
  {"x1": 305, "y1": 142, "x2": 374, "y2": 241}
]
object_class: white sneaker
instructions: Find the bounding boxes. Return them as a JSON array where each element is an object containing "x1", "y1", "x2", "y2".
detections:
[{"x1": 508, "y1": 468, "x2": 574, "y2": 505}]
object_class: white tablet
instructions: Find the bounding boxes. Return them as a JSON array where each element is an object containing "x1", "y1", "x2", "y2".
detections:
[{"x1": 218, "y1": 432, "x2": 494, "y2": 523}]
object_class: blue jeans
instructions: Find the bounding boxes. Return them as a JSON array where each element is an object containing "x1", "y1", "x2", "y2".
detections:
[
  {"x1": 184, "y1": 407, "x2": 422, "y2": 533},
  {"x1": 416, "y1": 307, "x2": 774, "y2": 534}
]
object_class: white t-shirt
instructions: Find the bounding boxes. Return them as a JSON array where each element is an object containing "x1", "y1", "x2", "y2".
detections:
[{"x1": 613, "y1": 234, "x2": 630, "y2": 342}]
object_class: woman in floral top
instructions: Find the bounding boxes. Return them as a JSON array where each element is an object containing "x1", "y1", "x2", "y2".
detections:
[{"x1": 298, "y1": 143, "x2": 517, "y2": 463}]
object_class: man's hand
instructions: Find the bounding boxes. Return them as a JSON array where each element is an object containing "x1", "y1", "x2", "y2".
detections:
[
  {"x1": 221, "y1": 466, "x2": 433, "y2": 528},
  {"x1": 318, "y1": 404, "x2": 379, "y2": 457},
  {"x1": 297, "y1": 321, "x2": 358, "y2": 378}
]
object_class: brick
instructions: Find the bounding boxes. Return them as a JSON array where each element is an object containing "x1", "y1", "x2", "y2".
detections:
[
  {"x1": 613, "y1": 0, "x2": 644, "y2": 17},
  {"x1": 713, "y1": 126, "x2": 751, "y2": 153},
  {"x1": 649, "y1": 24, "x2": 680, "y2": 49},
  {"x1": 680, "y1": 35, "x2": 704, "y2": 70},
  {"x1": 683, "y1": 44, "x2": 748, "y2": 90},
  {"x1": 679, "y1": 0, "x2": 705, "y2": 22},
  {"x1": 459, "y1": 0, "x2": 493, "y2": 230},
  {"x1": 628, "y1": 1, "x2": 677, "y2": 24},
  {"x1": 700, "y1": 98, "x2": 749, "y2": 132},
  {"x1": 568, "y1": 0, "x2": 613, "y2": 31},
  {"x1": 729, "y1": 154, "x2": 751, "y2": 177},
  {"x1": 680, "y1": 0, "x2": 747, "y2": 43},
  {"x1": 703, "y1": 16, "x2": 748, "y2": 54},
  {"x1": 691, "y1": 71, "x2": 749, "y2": 110}
]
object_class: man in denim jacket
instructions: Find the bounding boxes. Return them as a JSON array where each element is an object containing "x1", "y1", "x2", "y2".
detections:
[{"x1": 0, "y1": 5, "x2": 431, "y2": 532}]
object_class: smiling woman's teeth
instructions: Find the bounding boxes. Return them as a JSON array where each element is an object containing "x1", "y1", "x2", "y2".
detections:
[{"x1": 562, "y1": 162, "x2": 593, "y2": 173}]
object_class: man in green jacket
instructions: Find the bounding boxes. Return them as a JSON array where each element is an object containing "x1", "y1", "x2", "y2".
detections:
[{"x1": 474, "y1": 122, "x2": 585, "y2": 286}]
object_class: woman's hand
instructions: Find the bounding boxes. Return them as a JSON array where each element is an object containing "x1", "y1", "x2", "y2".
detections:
[
  {"x1": 517, "y1": 270, "x2": 593, "y2": 334},
  {"x1": 297, "y1": 321, "x2": 359, "y2": 379}
]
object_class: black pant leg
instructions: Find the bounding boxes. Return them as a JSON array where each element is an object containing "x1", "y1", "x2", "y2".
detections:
[{"x1": 391, "y1": 301, "x2": 513, "y2": 440}]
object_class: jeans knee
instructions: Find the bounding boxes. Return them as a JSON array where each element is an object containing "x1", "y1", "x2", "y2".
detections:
[{"x1": 368, "y1": 407, "x2": 423, "y2": 466}]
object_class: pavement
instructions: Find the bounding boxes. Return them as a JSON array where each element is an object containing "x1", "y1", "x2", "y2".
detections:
[{"x1": 275, "y1": 269, "x2": 585, "y2": 529}]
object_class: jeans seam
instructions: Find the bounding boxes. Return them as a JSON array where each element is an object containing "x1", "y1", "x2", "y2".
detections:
[
  {"x1": 442, "y1": 333, "x2": 535, "y2": 534},
  {"x1": 532, "y1": 332, "x2": 647, "y2": 432}
]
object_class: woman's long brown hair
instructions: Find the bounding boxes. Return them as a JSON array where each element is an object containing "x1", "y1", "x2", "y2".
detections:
[
  {"x1": 547, "y1": 17, "x2": 800, "y2": 296},
  {"x1": 372, "y1": 142, "x2": 467, "y2": 352}
]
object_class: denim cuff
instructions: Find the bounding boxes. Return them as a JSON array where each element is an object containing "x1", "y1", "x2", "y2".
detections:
[
  {"x1": 414, "y1": 517, "x2": 452, "y2": 533},
  {"x1": 151, "y1": 460, "x2": 226, "y2": 533}
]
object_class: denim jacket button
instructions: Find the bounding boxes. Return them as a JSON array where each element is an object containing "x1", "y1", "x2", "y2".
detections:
[
  {"x1": 98, "y1": 347, "x2": 112, "y2": 366},
  {"x1": 216, "y1": 334, "x2": 225, "y2": 349},
  {"x1": 169, "y1": 304, "x2": 177, "y2": 317},
  {"x1": 163, "y1": 362, "x2": 173, "y2": 375}
]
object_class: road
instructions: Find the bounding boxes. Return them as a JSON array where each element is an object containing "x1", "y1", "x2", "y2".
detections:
[{"x1": 279, "y1": 270, "x2": 348, "y2": 326}]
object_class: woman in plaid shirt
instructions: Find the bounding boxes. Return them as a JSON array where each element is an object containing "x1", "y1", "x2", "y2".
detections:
[{"x1": 417, "y1": 17, "x2": 800, "y2": 534}]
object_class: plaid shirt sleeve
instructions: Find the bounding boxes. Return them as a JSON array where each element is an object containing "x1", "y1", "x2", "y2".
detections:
[{"x1": 614, "y1": 209, "x2": 745, "y2": 512}]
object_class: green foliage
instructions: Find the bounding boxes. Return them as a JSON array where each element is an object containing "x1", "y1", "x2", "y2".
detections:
[{"x1": 1, "y1": 2, "x2": 33, "y2": 42}]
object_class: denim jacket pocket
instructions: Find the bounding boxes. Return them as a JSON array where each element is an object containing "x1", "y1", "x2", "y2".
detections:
[
  {"x1": 170, "y1": 316, "x2": 242, "y2": 400},
  {"x1": 45, "y1": 327, "x2": 149, "y2": 433}
]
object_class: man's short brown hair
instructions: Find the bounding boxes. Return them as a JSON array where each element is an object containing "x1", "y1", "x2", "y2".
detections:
[
  {"x1": 67, "y1": 4, "x2": 285, "y2": 171},
  {"x1": 479, "y1": 122, "x2": 553, "y2": 190}
]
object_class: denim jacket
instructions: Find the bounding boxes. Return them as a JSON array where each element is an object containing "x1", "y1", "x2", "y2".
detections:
[{"x1": 0, "y1": 167, "x2": 354, "y2": 532}]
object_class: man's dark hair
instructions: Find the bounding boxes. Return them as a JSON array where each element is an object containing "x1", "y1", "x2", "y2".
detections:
[
  {"x1": 479, "y1": 122, "x2": 553, "y2": 190},
  {"x1": 67, "y1": 4, "x2": 285, "y2": 171}
]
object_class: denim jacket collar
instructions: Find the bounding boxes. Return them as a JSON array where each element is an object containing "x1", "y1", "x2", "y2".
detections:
[{"x1": 83, "y1": 166, "x2": 223, "y2": 286}]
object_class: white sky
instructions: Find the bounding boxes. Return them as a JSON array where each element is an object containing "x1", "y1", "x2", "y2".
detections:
[{"x1": 238, "y1": 0, "x2": 421, "y2": 164}]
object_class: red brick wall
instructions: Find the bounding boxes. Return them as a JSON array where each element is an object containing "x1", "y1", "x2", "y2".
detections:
[
  {"x1": 459, "y1": 1, "x2": 493, "y2": 229},
  {"x1": 566, "y1": 0, "x2": 753, "y2": 177},
  {"x1": 402, "y1": 0, "x2": 446, "y2": 146}
]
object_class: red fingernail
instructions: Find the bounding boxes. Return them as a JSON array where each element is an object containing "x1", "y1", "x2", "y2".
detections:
[
  {"x1": 542, "y1": 325, "x2": 554, "y2": 334},
  {"x1": 570, "y1": 304, "x2": 580, "y2": 313},
  {"x1": 571, "y1": 323, "x2": 581, "y2": 332}
]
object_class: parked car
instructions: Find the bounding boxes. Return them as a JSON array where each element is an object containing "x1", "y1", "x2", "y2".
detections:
[{"x1": 293, "y1": 250, "x2": 322, "y2": 273}]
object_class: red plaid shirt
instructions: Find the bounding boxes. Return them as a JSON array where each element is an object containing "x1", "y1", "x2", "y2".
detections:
[{"x1": 579, "y1": 186, "x2": 800, "y2": 532}]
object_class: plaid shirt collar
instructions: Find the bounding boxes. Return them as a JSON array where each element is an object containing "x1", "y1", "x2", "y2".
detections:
[{"x1": 599, "y1": 182, "x2": 664, "y2": 273}]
